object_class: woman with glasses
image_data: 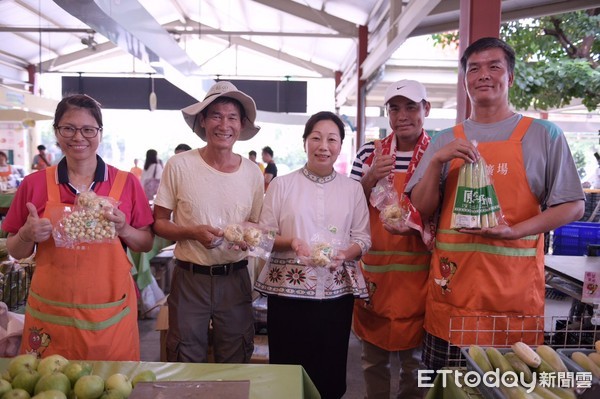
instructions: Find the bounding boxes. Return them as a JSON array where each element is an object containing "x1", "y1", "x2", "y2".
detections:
[{"x1": 2, "y1": 94, "x2": 154, "y2": 360}]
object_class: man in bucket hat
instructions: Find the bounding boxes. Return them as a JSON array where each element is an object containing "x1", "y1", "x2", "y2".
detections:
[{"x1": 153, "y1": 81, "x2": 264, "y2": 363}]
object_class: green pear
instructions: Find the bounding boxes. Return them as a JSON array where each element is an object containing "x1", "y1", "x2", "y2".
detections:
[
  {"x1": 2, "y1": 388, "x2": 32, "y2": 399},
  {"x1": 62, "y1": 362, "x2": 92, "y2": 387},
  {"x1": 8, "y1": 355, "x2": 40, "y2": 379},
  {"x1": 34, "y1": 372, "x2": 70, "y2": 396},
  {"x1": 73, "y1": 375, "x2": 104, "y2": 399},
  {"x1": 2, "y1": 369, "x2": 12, "y2": 382},
  {"x1": 131, "y1": 370, "x2": 156, "y2": 388},
  {"x1": 99, "y1": 389, "x2": 124, "y2": 399},
  {"x1": 31, "y1": 390, "x2": 67, "y2": 399},
  {"x1": 0, "y1": 378, "x2": 13, "y2": 396},
  {"x1": 37, "y1": 355, "x2": 69, "y2": 376},
  {"x1": 12, "y1": 370, "x2": 41, "y2": 395},
  {"x1": 104, "y1": 373, "x2": 132, "y2": 398}
]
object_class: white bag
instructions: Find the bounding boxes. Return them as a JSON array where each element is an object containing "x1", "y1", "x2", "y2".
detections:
[
  {"x1": 0, "y1": 302, "x2": 25, "y2": 357},
  {"x1": 140, "y1": 275, "x2": 166, "y2": 319}
]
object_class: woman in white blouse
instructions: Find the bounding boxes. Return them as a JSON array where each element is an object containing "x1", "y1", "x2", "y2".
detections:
[
  {"x1": 140, "y1": 148, "x2": 163, "y2": 200},
  {"x1": 255, "y1": 111, "x2": 371, "y2": 399}
]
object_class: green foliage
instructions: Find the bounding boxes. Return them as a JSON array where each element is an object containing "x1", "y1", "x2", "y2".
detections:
[{"x1": 432, "y1": 8, "x2": 600, "y2": 111}]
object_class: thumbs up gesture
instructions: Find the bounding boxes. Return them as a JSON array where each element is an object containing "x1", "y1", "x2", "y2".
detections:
[{"x1": 19, "y1": 202, "x2": 53, "y2": 243}]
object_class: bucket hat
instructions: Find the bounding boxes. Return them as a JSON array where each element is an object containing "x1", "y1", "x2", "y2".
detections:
[{"x1": 181, "y1": 81, "x2": 260, "y2": 141}]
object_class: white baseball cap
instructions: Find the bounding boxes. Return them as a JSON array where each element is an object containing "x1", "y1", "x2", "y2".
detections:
[
  {"x1": 384, "y1": 79, "x2": 427, "y2": 104},
  {"x1": 181, "y1": 81, "x2": 260, "y2": 141}
]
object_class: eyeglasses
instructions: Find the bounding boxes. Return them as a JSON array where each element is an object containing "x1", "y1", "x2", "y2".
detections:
[{"x1": 56, "y1": 126, "x2": 101, "y2": 138}]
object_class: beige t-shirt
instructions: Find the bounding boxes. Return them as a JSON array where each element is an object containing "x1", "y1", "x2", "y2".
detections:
[{"x1": 154, "y1": 149, "x2": 264, "y2": 265}]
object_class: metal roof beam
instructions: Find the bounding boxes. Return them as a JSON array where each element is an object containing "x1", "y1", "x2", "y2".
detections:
[
  {"x1": 251, "y1": 0, "x2": 358, "y2": 37},
  {"x1": 412, "y1": 0, "x2": 600, "y2": 37},
  {"x1": 228, "y1": 36, "x2": 334, "y2": 78},
  {"x1": 40, "y1": 41, "x2": 121, "y2": 72},
  {"x1": 53, "y1": 0, "x2": 210, "y2": 100},
  {"x1": 360, "y1": 0, "x2": 441, "y2": 81},
  {"x1": 336, "y1": 0, "x2": 440, "y2": 106}
]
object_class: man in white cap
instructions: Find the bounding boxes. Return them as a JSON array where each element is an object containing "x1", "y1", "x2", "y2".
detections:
[
  {"x1": 153, "y1": 81, "x2": 264, "y2": 363},
  {"x1": 350, "y1": 79, "x2": 433, "y2": 398}
]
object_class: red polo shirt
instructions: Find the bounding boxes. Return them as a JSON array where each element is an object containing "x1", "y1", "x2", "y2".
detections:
[{"x1": 3, "y1": 156, "x2": 153, "y2": 238}]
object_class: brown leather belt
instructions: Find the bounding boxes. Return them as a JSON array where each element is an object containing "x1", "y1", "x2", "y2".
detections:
[{"x1": 176, "y1": 259, "x2": 247, "y2": 276}]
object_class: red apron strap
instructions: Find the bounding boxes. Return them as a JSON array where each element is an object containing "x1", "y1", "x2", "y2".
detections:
[{"x1": 45, "y1": 166, "x2": 60, "y2": 202}]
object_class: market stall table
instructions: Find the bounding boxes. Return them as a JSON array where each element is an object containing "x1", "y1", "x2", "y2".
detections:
[
  {"x1": 544, "y1": 254, "x2": 600, "y2": 301},
  {"x1": 128, "y1": 236, "x2": 173, "y2": 291},
  {"x1": 0, "y1": 358, "x2": 321, "y2": 399}
]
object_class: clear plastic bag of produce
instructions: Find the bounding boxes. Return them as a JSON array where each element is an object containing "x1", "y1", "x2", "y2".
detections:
[
  {"x1": 53, "y1": 190, "x2": 120, "y2": 248},
  {"x1": 451, "y1": 143, "x2": 507, "y2": 229},
  {"x1": 298, "y1": 231, "x2": 347, "y2": 270},
  {"x1": 222, "y1": 222, "x2": 277, "y2": 261},
  {"x1": 369, "y1": 141, "x2": 409, "y2": 230},
  {"x1": 379, "y1": 195, "x2": 411, "y2": 231}
]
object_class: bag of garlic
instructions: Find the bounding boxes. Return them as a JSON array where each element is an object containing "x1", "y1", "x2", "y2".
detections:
[
  {"x1": 221, "y1": 221, "x2": 277, "y2": 261},
  {"x1": 244, "y1": 223, "x2": 277, "y2": 261},
  {"x1": 367, "y1": 139, "x2": 411, "y2": 231},
  {"x1": 52, "y1": 191, "x2": 120, "y2": 248},
  {"x1": 450, "y1": 144, "x2": 507, "y2": 229},
  {"x1": 297, "y1": 231, "x2": 347, "y2": 270}
]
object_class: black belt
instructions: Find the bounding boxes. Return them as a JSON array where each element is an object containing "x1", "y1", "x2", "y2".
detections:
[{"x1": 176, "y1": 259, "x2": 247, "y2": 276}]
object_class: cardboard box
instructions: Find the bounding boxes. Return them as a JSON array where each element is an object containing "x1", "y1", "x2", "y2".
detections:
[
  {"x1": 155, "y1": 304, "x2": 269, "y2": 363},
  {"x1": 155, "y1": 303, "x2": 169, "y2": 362}
]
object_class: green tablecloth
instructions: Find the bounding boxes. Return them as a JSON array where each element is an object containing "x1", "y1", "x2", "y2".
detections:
[
  {"x1": 128, "y1": 236, "x2": 173, "y2": 291},
  {"x1": 424, "y1": 368, "x2": 486, "y2": 399},
  {"x1": 0, "y1": 359, "x2": 321, "y2": 399},
  {"x1": 0, "y1": 192, "x2": 14, "y2": 209}
]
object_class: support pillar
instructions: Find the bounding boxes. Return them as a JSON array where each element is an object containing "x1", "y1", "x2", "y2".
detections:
[
  {"x1": 356, "y1": 25, "x2": 368, "y2": 148},
  {"x1": 456, "y1": 0, "x2": 502, "y2": 122}
]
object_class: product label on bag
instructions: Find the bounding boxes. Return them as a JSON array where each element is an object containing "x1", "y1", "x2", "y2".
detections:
[{"x1": 453, "y1": 185, "x2": 500, "y2": 216}]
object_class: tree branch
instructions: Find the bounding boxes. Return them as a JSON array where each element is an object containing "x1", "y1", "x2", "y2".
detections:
[{"x1": 544, "y1": 17, "x2": 577, "y2": 58}]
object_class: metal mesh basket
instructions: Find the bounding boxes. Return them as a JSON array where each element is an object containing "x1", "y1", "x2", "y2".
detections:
[{"x1": 447, "y1": 314, "x2": 600, "y2": 367}]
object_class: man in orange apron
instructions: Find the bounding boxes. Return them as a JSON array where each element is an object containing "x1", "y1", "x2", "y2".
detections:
[
  {"x1": 351, "y1": 80, "x2": 434, "y2": 398},
  {"x1": 406, "y1": 37, "x2": 585, "y2": 371}
]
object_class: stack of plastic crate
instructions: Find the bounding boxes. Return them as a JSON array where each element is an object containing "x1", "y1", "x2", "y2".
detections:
[{"x1": 552, "y1": 221, "x2": 600, "y2": 255}]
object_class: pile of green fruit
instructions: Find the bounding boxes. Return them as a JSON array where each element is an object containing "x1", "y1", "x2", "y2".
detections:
[
  {"x1": 0, "y1": 354, "x2": 157, "y2": 399},
  {"x1": 468, "y1": 343, "x2": 578, "y2": 398}
]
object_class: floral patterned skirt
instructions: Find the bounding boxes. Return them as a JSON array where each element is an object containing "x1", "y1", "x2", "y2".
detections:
[{"x1": 254, "y1": 256, "x2": 368, "y2": 299}]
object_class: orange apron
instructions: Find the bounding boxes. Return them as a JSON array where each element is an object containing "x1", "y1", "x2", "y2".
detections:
[
  {"x1": 353, "y1": 172, "x2": 431, "y2": 351},
  {"x1": 425, "y1": 117, "x2": 545, "y2": 347},
  {"x1": 20, "y1": 166, "x2": 140, "y2": 360},
  {"x1": 0, "y1": 165, "x2": 12, "y2": 179}
]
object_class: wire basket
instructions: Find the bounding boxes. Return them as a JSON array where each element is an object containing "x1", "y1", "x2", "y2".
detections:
[
  {"x1": 0, "y1": 261, "x2": 34, "y2": 312},
  {"x1": 447, "y1": 314, "x2": 600, "y2": 367}
]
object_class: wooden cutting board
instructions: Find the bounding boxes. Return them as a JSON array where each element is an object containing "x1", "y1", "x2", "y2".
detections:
[{"x1": 129, "y1": 380, "x2": 250, "y2": 398}]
